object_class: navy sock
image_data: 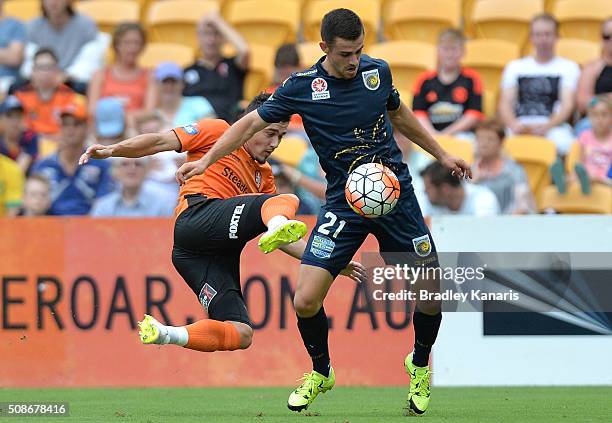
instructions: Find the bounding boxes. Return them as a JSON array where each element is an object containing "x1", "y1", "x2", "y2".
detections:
[
  {"x1": 297, "y1": 307, "x2": 330, "y2": 377},
  {"x1": 412, "y1": 310, "x2": 442, "y2": 368}
]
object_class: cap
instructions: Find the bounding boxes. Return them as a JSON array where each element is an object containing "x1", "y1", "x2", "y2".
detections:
[
  {"x1": 95, "y1": 97, "x2": 125, "y2": 138},
  {"x1": 60, "y1": 95, "x2": 88, "y2": 121},
  {"x1": 0, "y1": 95, "x2": 24, "y2": 114},
  {"x1": 155, "y1": 61, "x2": 184, "y2": 81}
]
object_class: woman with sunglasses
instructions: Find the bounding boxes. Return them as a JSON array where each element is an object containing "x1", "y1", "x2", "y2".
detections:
[{"x1": 577, "y1": 18, "x2": 612, "y2": 116}]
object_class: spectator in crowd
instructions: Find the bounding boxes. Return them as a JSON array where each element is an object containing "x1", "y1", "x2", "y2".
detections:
[
  {"x1": 22, "y1": 0, "x2": 105, "y2": 89},
  {"x1": 578, "y1": 96, "x2": 612, "y2": 184},
  {"x1": 269, "y1": 159, "x2": 316, "y2": 215},
  {"x1": 14, "y1": 48, "x2": 78, "y2": 138},
  {"x1": 0, "y1": 0, "x2": 26, "y2": 95},
  {"x1": 183, "y1": 11, "x2": 249, "y2": 123},
  {"x1": 419, "y1": 161, "x2": 500, "y2": 216},
  {"x1": 0, "y1": 95, "x2": 38, "y2": 174},
  {"x1": 499, "y1": 14, "x2": 580, "y2": 155},
  {"x1": 90, "y1": 157, "x2": 176, "y2": 217},
  {"x1": 18, "y1": 174, "x2": 51, "y2": 216},
  {"x1": 88, "y1": 23, "x2": 155, "y2": 121},
  {"x1": 394, "y1": 129, "x2": 433, "y2": 196},
  {"x1": 472, "y1": 118, "x2": 535, "y2": 214},
  {"x1": 575, "y1": 18, "x2": 612, "y2": 135},
  {"x1": 412, "y1": 29, "x2": 483, "y2": 139},
  {"x1": 31, "y1": 98, "x2": 113, "y2": 215},
  {"x1": 155, "y1": 61, "x2": 215, "y2": 130},
  {"x1": 265, "y1": 44, "x2": 304, "y2": 130},
  {"x1": 0, "y1": 153, "x2": 24, "y2": 216},
  {"x1": 94, "y1": 97, "x2": 127, "y2": 145}
]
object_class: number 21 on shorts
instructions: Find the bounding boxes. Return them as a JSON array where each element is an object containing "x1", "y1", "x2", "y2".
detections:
[{"x1": 318, "y1": 211, "x2": 346, "y2": 238}]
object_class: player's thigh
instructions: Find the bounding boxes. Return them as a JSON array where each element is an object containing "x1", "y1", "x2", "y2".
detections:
[{"x1": 171, "y1": 247, "x2": 252, "y2": 326}]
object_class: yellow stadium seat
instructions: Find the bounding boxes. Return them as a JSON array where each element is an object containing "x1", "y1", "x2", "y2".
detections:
[
  {"x1": 270, "y1": 135, "x2": 308, "y2": 167},
  {"x1": 226, "y1": 0, "x2": 300, "y2": 49},
  {"x1": 544, "y1": 0, "x2": 557, "y2": 13},
  {"x1": 383, "y1": 0, "x2": 461, "y2": 44},
  {"x1": 504, "y1": 135, "x2": 557, "y2": 199},
  {"x1": 555, "y1": 0, "x2": 612, "y2": 43},
  {"x1": 413, "y1": 135, "x2": 474, "y2": 163},
  {"x1": 482, "y1": 88, "x2": 499, "y2": 117},
  {"x1": 298, "y1": 42, "x2": 325, "y2": 69},
  {"x1": 526, "y1": 38, "x2": 601, "y2": 66},
  {"x1": 303, "y1": 0, "x2": 380, "y2": 47},
  {"x1": 398, "y1": 89, "x2": 413, "y2": 109},
  {"x1": 367, "y1": 41, "x2": 436, "y2": 93},
  {"x1": 4, "y1": 0, "x2": 40, "y2": 21},
  {"x1": 539, "y1": 183, "x2": 612, "y2": 214},
  {"x1": 138, "y1": 42, "x2": 195, "y2": 68},
  {"x1": 75, "y1": 1, "x2": 140, "y2": 34},
  {"x1": 472, "y1": 0, "x2": 544, "y2": 51},
  {"x1": 462, "y1": 0, "x2": 477, "y2": 36},
  {"x1": 243, "y1": 44, "x2": 275, "y2": 100},
  {"x1": 38, "y1": 137, "x2": 58, "y2": 159},
  {"x1": 564, "y1": 141, "x2": 581, "y2": 173},
  {"x1": 147, "y1": 0, "x2": 219, "y2": 53},
  {"x1": 464, "y1": 39, "x2": 521, "y2": 92}
]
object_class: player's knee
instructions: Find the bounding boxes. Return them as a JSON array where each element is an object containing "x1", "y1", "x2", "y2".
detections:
[
  {"x1": 294, "y1": 293, "x2": 321, "y2": 318},
  {"x1": 416, "y1": 298, "x2": 442, "y2": 315},
  {"x1": 235, "y1": 324, "x2": 253, "y2": 349}
]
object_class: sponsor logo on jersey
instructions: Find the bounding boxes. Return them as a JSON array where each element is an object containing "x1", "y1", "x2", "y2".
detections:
[
  {"x1": 199, "y1": 283, "x2": 217, "y2": 310},
  {"x1": 412, "y1": 234, "x2": 432, "y2": 257},
  {"x1": 296, "y1": 69, "x2": 317, "y2": 77},
  {"x1": 255, "y1": 170, "x2": 262, "y2": 189},
  {"x1": 228, "y1": 203, "x2": 245, "y2": 239},
  {"x1": 362, "y1": 69, "x2": 380, "y2": 90},
  {"x1": 222, "y1": 167, "x2": 248, "y2": 193},
  {"x1": 310, "y1": 235, "x2": 335, "y2": 259},
  {"x1": 181, "y1": 124, "x2": 199, "y2": 135},
  {"x1": 311, "y1": 77, "x2": 330, "y2": 100}
]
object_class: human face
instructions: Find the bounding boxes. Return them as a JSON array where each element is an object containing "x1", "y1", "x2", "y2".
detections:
[
  {"x1": 115, "y1": 158, "x2": 149, "y2": 190},
  {"x1": 198, "y1": 23, "x2": 222, "y2": 59},
  {"x1": 602, "y1": 20, "x2": 612, "y2": 55},
  {"x1": 530, "y1": 19, "x2": 557, "y2": 57},
  {"x1": 159, "y1": 78, "x2": 184, "y2": 101},
  {"x1": 59, "y1": 116, "x2": 88, "y2": 149},
  {"x1": 588, "y1": 100, "x2": 612, "y2": 137},
  {"x1": 1, "y1": 110, "x2": 24, "y2": 139},
  {"x1": 43, "y1": 0, "x2": 70, "y2": 20},
  {"x1": 23, "y1": 179, "x2": 51, "y2": 216},
  {"x1": 244, "y1": 122, "x2": 288, "y2": 164},
  {"x1": 321, "y1": 34, "x2": 364, "y2": 79},
  {"x1": 32, "y1": 53, "x2": 60, "y2": 90},
  {"x1": 423, "y1": 175, "x2": 444, "y2": 206},
  {"x1": 115, "y1": 30, "x2": 145, "y2": 65},
  {"x1": 437, "y1": 38, "x2": 464, "y2": 72},
  {"x1": 475, "y1": 128, "x2": 503, "y2": 161}
]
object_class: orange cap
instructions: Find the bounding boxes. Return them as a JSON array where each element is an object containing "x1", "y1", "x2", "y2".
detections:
[{"x1": 60, "y1": 95, "x2": 88, "y2": 121}]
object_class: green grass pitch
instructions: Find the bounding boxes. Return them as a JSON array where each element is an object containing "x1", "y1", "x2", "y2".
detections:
[{"x1": 2, "y1": 386, "x2": 611, "y2": 422}]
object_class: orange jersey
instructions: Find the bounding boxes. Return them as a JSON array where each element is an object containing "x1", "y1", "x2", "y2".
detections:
[
  {"x1": 15, "y1": 84, "x2": 79, "y2": 136},
  {"x1": 173, "y1": 119, "x2": 276, "y2": 216}
]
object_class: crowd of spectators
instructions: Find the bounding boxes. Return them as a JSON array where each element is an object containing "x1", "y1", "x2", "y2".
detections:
[{"x1": 0, "y1": 0, "x2": 610, "y2": 218}]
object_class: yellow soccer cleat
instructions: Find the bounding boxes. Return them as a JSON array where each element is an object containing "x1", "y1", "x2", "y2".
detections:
[
  {"x1": 258, "y1": 220, "x2": 307, "y2": 254},
  {"x1": 138, "y1": 314, "x2": 161, "y2": 344},
  {"x1": 287, "y1": 368, "x2": 335, "y2": 412},
  {"x1": 404, "y1": 352, "x2": 432, "y2": 416}
]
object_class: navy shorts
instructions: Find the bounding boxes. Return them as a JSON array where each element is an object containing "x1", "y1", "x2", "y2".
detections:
[{"x1": 301, "y1": 188, "x2": 437, "y2": 278}]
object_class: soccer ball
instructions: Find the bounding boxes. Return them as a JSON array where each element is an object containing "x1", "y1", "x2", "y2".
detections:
[{"x1": 345, "y1": 163, "x2": 400, "y2": 218}]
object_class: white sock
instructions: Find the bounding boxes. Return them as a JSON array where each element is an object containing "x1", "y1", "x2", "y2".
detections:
[
  {"x1": 155, "y1": 323, "x2": 188, "y2": 346},
  {"x1": 266, "y1": 215, "x2": 288, "y2": 230}
]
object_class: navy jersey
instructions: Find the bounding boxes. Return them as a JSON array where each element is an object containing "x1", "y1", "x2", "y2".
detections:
[{"x1": 257, "y1": 55, "x2": 412, "y2": 205}]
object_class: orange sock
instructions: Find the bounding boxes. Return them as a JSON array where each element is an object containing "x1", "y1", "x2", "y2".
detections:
[
  {"x1": 261, "y1": 194, "x2": 299, "y2": 224},
  {"x1": 183, "y1": 319, "x2": 241, "y2": 352}
]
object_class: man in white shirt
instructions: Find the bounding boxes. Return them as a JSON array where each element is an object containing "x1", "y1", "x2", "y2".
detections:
[
  {"x1": 499, "y1": 14, "x2": 580, "y2": 155},
  {"x1": 419, "y1": 161, "x2": 500, "y2": 216}
]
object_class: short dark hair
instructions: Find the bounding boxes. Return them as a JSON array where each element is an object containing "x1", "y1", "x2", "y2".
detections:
[
  {"x1": 274, "y1": 44, "x2": 300, "y2": 68},
  {"x1": 320, "y1": 8, "x2": 364, "y2": 46},
  {"x1": 420, "y1": 162, "x2": 460, "y2": 188},
  {"x1": 34, "y1": 48, "x2": 59, "y2": 64},
  {"x1": 243, "y1": 93, "x2": 290, "y2": 122},
  {"x1": 475, "y1": 118, "x2": 506, "y2": 142},
  {"x1": 113, "y1": 22, "x2": 147, "y2": 52},
  {"x1": 530, "y1": 13, "x2": 559, "y2": 35}
]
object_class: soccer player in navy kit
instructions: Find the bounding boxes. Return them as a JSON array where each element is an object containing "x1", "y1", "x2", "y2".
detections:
[{"x1": 176, "y1": 9, "x2": 471, "y2": 416}]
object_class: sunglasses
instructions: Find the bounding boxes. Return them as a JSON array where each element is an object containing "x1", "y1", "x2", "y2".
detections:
[{"x1": 604, "y1": 33, "x2": 612, "y2": 41}]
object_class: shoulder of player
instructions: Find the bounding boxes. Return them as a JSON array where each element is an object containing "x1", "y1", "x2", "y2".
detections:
[{"x1": 177, "y1": 119, "x2": 229, "y2": 136}]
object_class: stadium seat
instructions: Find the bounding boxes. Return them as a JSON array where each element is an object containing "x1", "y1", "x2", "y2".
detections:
[
  {"x1": 481, "y1": 88, "x2": 499, "y2": 117},
  {"x1": 555, "y1": 0, "x2": 612, "y2": 43},
  {"x1": 462, "y1": 0, "x2": 477, "y2": 36},
  {"x1": 463, "y1": 39, "x2": 521, "y2": 94},
  {"x1": 147, "y1": 0, "x2": 219, "y2": 53},
  {"x1": 4, "y1": 0, "x2": 40, "y2": 21},
  {"x1": 398, "y1": 89, "x2": 413, "y2": 109},
  {"x1": 226, "y1": 0, "x2": 300, "y2": 49},
  {"x1": 138, "y1": 43, "x2": 195, "y2": 68},
  {"x1": 472, "y1": 0, "x2": 544, "y2": 51},
  {"x1": 564, "y1": 141, "x2": 581, "y2": 174},
  {"x1": 544, "y1": 0, "x2": 558, "y2": 13},
  {"x1": 367, "y1": 41, "x2": 436, "y2": 93},
  {"x1": 383, "y1": 0, "x2": 461, "y2": 44},
  {"x1": 270, "y1": 135, "x2": 309, "y2": 167},
  {"x1": 298, "y1": 42, "x2": 325, "y2": 69},
  {"x1": 303, "y1": 0, "x2": 380, "y2": 47},
  {"x1": 74, "y1": 1, "x2": 140, "y2": 34},
  {"x1": 539, "y1": 183, "x2": 612, "y2": 214},
  {"x1": 504, "y1": 135, "x2": 557, "y2": 200},
  {"x1": 414, "y1": 135, "x2": 474, "y2": 163},
  {"x1": 243, "y1": 44, "x2": 275, "y2": 101},
  {"x1": 527, "y1": 38, "x2": 601, "y2": 66}
]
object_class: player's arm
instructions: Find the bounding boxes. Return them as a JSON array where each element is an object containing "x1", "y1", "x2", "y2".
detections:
[
  {"x1": 79, "y1": 132, "x2": 181, "y2": 164},
  {"x1": 389, "y1": 101, "x2": 472, "y2": 178},
  {"x1": 175, "y1": 110, "x2": 268, "y2": 184}
]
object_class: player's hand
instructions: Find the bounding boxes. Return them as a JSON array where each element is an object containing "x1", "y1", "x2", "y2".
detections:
[
  {"x1": 340, "y1": 260, "x2": 367, "y2": 284},
  {"x1": 440, "y1": 154, "x2": 472, "y2": 180},
  {"x1": 175, "y1": 159, "x2": 207, "y2": 185},
  {"x1": 78, "y1": 144, "x2": 113, "y2": 165}
]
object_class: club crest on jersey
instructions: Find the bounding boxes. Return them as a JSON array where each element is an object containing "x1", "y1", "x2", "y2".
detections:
[
  {"x1": 255, "y1": 170, "x2": 262, "y2": 189},
  {"x1": 362, "y1": 69, "x2": 380, "y2": 91},
  {"x1": 311, "y1": 77, "x2": 330, "y2": 100},
  {"x1": 181, "y1": 124, "x2": 199, "y2": 135},
  {"x1": 412, "y1": 234, "x2": 432, "y2": 257}
]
